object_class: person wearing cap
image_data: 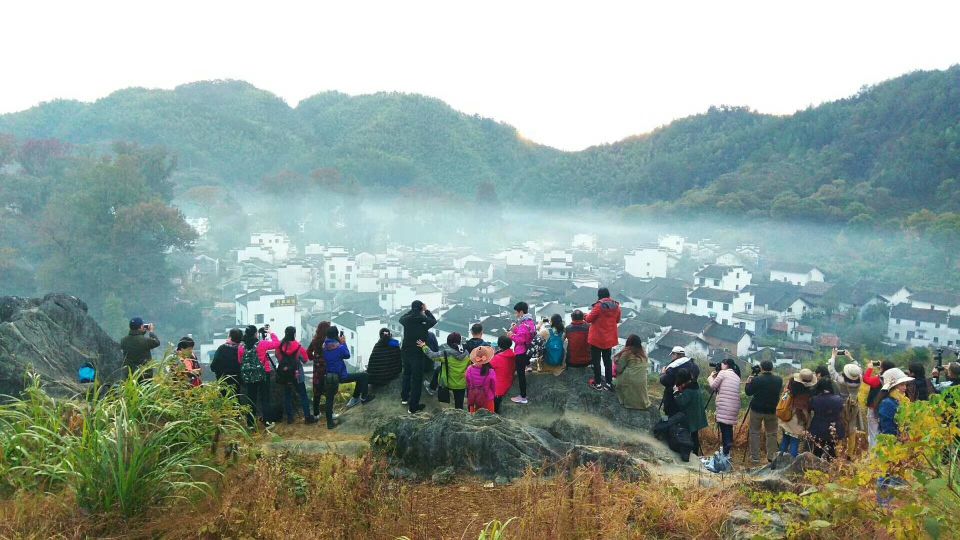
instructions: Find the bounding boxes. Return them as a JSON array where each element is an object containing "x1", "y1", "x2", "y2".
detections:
[
  {"x1": 120, "y1": 317, "x2": 161, "y2": 379},
  {"x1": 878, "y1": 368, "x2": 914, "y2": 437},
  {"x1": 827, "y1": 348, "x2": 864, "y2": 454},
  {"x1": 465, "y1": 346, "x2": 496, "y2": 413},
  {"x1": 365, "y1": 328, "x2": 402, "y2": 387},
  {"x1": 659, "y1": 346, "x2": 700, "y2": 416},
  {"x1": 399, "y1": 300, "x2": 437, "y2": 414},
  {"x1": 932, "y1": 361, "x2": 960, "y2": 393},
  {"x1": 419, "y1": 332, "x2": 471, "y2": 410},
  {"x1": 745, "y1": 360, "x2": 783, "y2": 464},
  {"x1": 778, "y1": 368, "x2": 817, "y2": 458}
]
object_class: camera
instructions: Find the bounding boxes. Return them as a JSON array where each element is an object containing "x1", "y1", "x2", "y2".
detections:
[
  {"x1": 709, "y1": 362, "x2": 721, "y2": 372},
  {"x1": 751, "y1": 364, "x2": 761, "y2": 376},
  {"x1": 836, "y1": 349, "x2": 846, "y2": 356}
]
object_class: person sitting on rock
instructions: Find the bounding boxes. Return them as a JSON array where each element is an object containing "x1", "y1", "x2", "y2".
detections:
[
  {"x1": 322, "y1": 326, "x2": 376, "y2": 427},
  {"x1": 490, "y1": 335, "x2": 517, "y2": 414},
  {"x1": 466, "y1": 345, "x2": 496, "y2": 413},
  {"x1": 564, "y1": 309, "x2": 590, "y2": 368},
  {"x1": 673, "y1": 367, "x2": 708, "y2": 458},
  {"x1": 419, "y1": 332, "x2": 471, "y2": 410},
  {"x1": 612, "y1": 334, "x2": 651, "y2": 410},
  {"x1": 365, "y1": 327, "x2": 402, "y2": 387},
  {"x1": 463, "y1": 323, "x2": 490, "y2": 354}
]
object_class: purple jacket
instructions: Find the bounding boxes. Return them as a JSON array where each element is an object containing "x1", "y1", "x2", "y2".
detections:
[
  {"x1": 708, "y1": 368, "x2": 742, "y2": 425},
  {"x1": 465, "y1": 364, "x2": 496, "y2": 404},
  {"x1": 510, "y1": 315, "x2": 537, "y2": 356}
]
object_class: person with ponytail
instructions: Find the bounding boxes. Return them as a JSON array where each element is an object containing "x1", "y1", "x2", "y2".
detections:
[
  {"x1": 307, "y1": 321, "x2": 332, "y2": 417},
  {"x1": 276, "y1": 326, "x2": 318, "y2": 424}
]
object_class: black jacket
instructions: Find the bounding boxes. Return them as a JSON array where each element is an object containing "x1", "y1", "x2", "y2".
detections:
[
  {"x1": 211, "y1": 343, "x2": 241, "y2": 378},
  {"x1": 120, "y1": 330, "x2": 161, "y2": 369},
  {"x1": 366, "y1": 339, "x2": 402, "y2": 386},
  {"x1": 399, "y1": 309, "x2": 437, "y2": 350},
  {"x1": 745, "y1": 372, "x2": 784, "y2": 414},
  {"x1": 464, "y1": 337, "x2": 489, "y2": 354},
  {"x1": 659, "y1": 358, "x2": 700, "y2": 416}
]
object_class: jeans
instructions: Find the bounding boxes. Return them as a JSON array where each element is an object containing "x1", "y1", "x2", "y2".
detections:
[
  {"x1": 867, "y1": 408, "x2": 880, "y2": 449},
  {"x1": 401, "y1": 349, "x2": 426, "y2": 412},
  {"x1": 780, "y1": 433, "x2": 800, "y2": 457},
  {"x1": 282, "y1": 380, "x2": 312, "y2": 422},
  {"x1": 591, "y1": 346, "x2": 612, "y2": 386},
  {"x1": 515, "y1": 353, "x2": 529, "y2": 397},
  {"x1": 312, "y1": 374, "x2": 340, "y2": 424},
  {"x1": 340, "y1": 372, "x2": 369, "y2": 398},
  {"x1": 749, "y1": 411, "x2": 779, "y2": 462},
  {"x1": 718, "y1": 422, "x2": 734, "y2": 456}
]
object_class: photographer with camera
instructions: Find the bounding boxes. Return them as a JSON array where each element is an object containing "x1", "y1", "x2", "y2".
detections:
[
  {"x1": 827, "y1": 348, "x2": 863, "y2": 455},
  {"x1": 660, "y1": 346, "x2": 700, "y2": 416},
  {"x1": 120, "y1": 317, "x2": 161, "y2": 380},
  {"x1": 744, "y1": 360, "x2": 783, "y2": 464},
  {"x1": 932, "y1": 361, "x2": 960, "y2": 392},
  {"x1": 707, "y1": 358, "x2": 741, "y2": 457}
]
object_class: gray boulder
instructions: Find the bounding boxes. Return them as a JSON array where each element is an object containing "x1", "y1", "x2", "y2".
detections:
[
  {"x1": 0, "y1": 294, "x2": 124, "y2": 397},
  {"x1": 371, "y1": 408, "x2": 649, "y2": 481}
]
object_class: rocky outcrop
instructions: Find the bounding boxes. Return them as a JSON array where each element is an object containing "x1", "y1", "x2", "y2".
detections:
[
  {"x1": 372, "y1": 408, "x2": 649, "y2": 481},
  {"x1": 0, "y1": 294, "x2": 124, "y2": 397}
]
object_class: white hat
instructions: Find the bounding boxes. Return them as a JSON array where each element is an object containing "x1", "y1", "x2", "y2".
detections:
[
  {"x1": 793, "y1": 368, "x2": 818, "y2": 387},
  {"x1": 671, "y1": 346, "x2": 686, "y2": 355},
  {"x1": 842, "y1": 363, "x2": 862, "y2": 381},
  {"x1": 881, "y1": 368, "x2": 914, "y2": 391}
]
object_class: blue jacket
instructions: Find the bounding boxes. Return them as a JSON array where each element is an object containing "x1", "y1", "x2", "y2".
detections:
[
  {"x1": 322, "y1": 338, "x2": 351, "y2": 380},
  {"x1": 878, "y1": 397, "x2": 899, "y2": 436}
]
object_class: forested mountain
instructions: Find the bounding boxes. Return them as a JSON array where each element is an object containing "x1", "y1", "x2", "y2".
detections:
[{"x1": 2, "y1": 66, "x2": 959, "y2": 222}]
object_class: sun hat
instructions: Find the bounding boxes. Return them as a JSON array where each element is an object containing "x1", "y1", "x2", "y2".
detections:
[
  {"x1": 470, "y1": 345, "x2": 495, "y2": 365},
  {"x1": 671, "y1": 346, "x2": 686, "y2": 355},
  {"x1": 793, "y1": 368, "x2": 818, "y2": 387},
  {"x1": 881, "y1": 368, "x2": 914, "y2": 391},
  {"x1": 842, "y1": 363, "x2": 862, "y2": 381}
]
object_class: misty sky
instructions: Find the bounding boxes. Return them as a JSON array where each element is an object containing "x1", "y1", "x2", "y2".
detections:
[{"x1": 3, "y1": 0, "x2": 958, "y2": 150}]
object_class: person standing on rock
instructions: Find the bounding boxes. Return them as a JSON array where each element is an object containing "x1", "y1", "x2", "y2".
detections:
[
  {"x1": 399, "y1": 300, "x2": 437, "y2": 414},
  {"x1": 826, "y1": 348, "x2": 863, "y2": 455},
  {"x1": 673, "y1": 367, "x2": 708, "y2": 458},
  {"x1": 508, "y1": 302, "x2": 537, "y2": 404},
  {"x1": 585, "y1": 288, "x2": 621, "y2": 391},
  {"x1": 744, "y1": 360, "x2": 782, "y2": 464},
  {"x1": 564, "y1": 309, "x2": 590, "y2": 368},
  {"x1": 466, "y1": 345, "x2": 496, "y2": 413},
  {"x1": 490, "y1": 335, "x2": 517, "y2": 413},
  {"x1": 419, "y1": 332, "x2": 471, "y2": 410},
  {"x1": 276, "y1": 326, "x2": 318, "y2": 425},
  {"x1": 120, "y1": 317, "x2": 161, "y2": 380},
  {"x1": 707, "y1": 358, "x2": 742, "y2": 457},
  {"x1": 777, "y1": 368, "x2": 817, "y2": 458},
  {"x1": 807, "y1": 378, "x2": 845, "y2": 460},
  {"x1": 463, "y1": 323, "x2": 489, "y2": 354},
  {"x1": 660, "y1": 346, "x2": 700, "y2": 416},
  {"x1": 612, "y1": 334, "x2": 651, "y2": 409},
  {"x1": 212, "y1": 328, "x2": 244, "y2": 395},
  {"x1": 322, "y1": 326, "x2": 376, "y2": 427}
]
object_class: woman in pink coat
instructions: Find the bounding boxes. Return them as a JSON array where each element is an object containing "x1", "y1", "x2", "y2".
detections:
[{"x1": 707, "y1": 358, "x2": 742, "y2": 456}]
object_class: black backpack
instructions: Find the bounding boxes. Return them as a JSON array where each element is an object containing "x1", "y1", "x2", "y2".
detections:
[{"x1": 275, "y1": 344, "x2": 300, "y2": 385}]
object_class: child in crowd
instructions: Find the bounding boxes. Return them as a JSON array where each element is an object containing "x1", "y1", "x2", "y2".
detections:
[
  {"x1": 466, "y1": 345, "x2": 496, "y2": 413},
  {"x1": 490, "y1": 336, "x2": 517, "y2": 414}
]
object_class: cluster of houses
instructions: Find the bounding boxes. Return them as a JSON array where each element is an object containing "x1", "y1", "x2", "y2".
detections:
[{"x1": 185, "y1": 227, "x2": 959, "y2": 377}]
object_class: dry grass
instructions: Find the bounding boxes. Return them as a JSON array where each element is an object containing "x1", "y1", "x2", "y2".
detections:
[{"x1": 0, "y1": 453, "x2": 744, "y2": 540}]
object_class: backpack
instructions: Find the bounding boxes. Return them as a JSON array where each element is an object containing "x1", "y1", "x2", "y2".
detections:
[
  {"x1": 703, "y1": 451, "x2": 732, "y2": 474},
  {"x1": 240, "y1": 347, "x2": 266, "y2": 385},
  {"x1": 775, "y1": 387, "x2": 794, "y2": 422},
  {"x1": 527, "y1": 332, "x2": 545, "y2": 360},
  {"x1": 275, "y1": 344, "x2": 300, "y2": 385},
  {"x1": 545, "y1": 329, "x2": 564, "y2": 367},
  {"x1": 78, "y1": 362, "x2": 96, "y2": 383}
]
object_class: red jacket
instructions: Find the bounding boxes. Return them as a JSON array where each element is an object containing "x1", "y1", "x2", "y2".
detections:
[
  {"x1": 565, "y1": 320, "x2": 590, "y2": 366},
  {"x1": 585, "y1": 298, "x2": 621, "y2": 349},
  {"x1": 490, "y1": 349, "x2": 517, "y2": 398}
]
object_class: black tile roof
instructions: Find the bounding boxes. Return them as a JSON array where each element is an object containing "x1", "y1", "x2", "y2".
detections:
[
  {"x1": 908, "y1": 290, "x2": 960, "y2": 307},
  {"x1": 658, "y1": 311, "x2": 713, "y2": 334},
  {"x1": 890, "y1": 303, "x2": 949, "y2": 324},
  {"x1": 703, "y1": 322, "x2": 748, "y2": 343},
  {"x1": 695, "y1": 264, "x2": 736, "y2": 280},
  {"x1": 688, "y1": 287, "x2": 737, "y2": 303}
]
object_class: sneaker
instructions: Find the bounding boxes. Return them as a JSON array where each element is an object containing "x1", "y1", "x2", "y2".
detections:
[
  {"x1": 408, "y1": 404, "x2": 426, "y2": 414},
  {"x1": 423, "y1": 381, "x2": 436, "y2": 396},
  {"x1": 346, "y1": 397, "x2": 361, "y2": 409},
  {"x1": 590, "y1": 382, "x2": 604, "y2": 391},
  {"x1": 327, "y1": 418, "x2": 340, "y2": 430},
  {"x1": 401, "y1": 400, "x2": 409, "y2": 405},
  {"x1": 361, "y1": 395, "x2": 376, "y2": 404},
  {"x1": 602, "y1": 382, "x2": 614, "y2": 392},
  {"x1": 304, "y1": 416, "x2": 318, "y2": 425},
  {"x1": 510, "y1": 396, "x2": 528, "y2": 404}
]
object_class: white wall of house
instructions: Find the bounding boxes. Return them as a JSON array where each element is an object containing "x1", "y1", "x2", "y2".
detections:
[
  {"x1": 695, "y1": 266, "x2": 752, "y2": 292},
  {"x1": 236, "y1": 293, "x2": 300, "y2": 330},
  {"x1": 624, "y1": 247, "x2": 668, "y2": 279},
  {"x1": 276, "y1": 263, "x2": 315, "y2": 296},
  {"x1": 688, "y1": 291, "x2": 754, "y2": 322},
  {"x1": 887, "y1": 316, "x2": 959, "y2": 347},
  {"x1": 770, "y1": 268, "x2": 824, "y2": 286},
  {"x1": 572, "y1": 233, "x2": 597, "y2": 251},
  {"x1": 356, "y1": 273, "x2": 381, "y2": 293},
  {"x1": 336, "y1": 317, "x2": 384, "y2": 370},
  {"x1": 658, "y1": 234, "x2": 685, "y2": 255},
  {"x1": 322, "y1": 249, "x2": 357, "y2": 291},
  {"x1": 237, "y1": 245, "x2": 276, "y2": 264},
  {"x1": 250, "y1": 233, "x2": 291, "y2": 262}
]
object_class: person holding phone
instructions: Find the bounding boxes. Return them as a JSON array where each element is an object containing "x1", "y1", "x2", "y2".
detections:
[{"x1": 120, "y1": 317, "x2": 161, "y2": 379}]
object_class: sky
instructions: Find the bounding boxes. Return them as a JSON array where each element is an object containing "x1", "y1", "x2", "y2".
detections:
[{"x1": 2, "y1": 0, "x2": 959, "y2": 150}]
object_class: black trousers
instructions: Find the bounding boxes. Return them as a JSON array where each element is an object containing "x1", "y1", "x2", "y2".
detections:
[
  {"x1": 244, "y1": 378, "x2": 271, "y2": 422},
  {"x1": 312, "y1": 374, "x2": 341, "y2": 424},
  {"x1": 452, "y1": 388, "x2": 466, "y2": 409},
  {"x1": 401, "y1": 349, "x2": 426, "y2": 412},
  {"x1": 494, "y1": 396, "x2": 504, "y2": 414},
  {"x1": 591, "y1": 346, "x2": 612, "y2": 385},
  {"x1": 718, "y1": 422, "x2": 734, "y2": 455},
  {"x1": 514, "y1": 353, "x2": 530, "y2": 398}
]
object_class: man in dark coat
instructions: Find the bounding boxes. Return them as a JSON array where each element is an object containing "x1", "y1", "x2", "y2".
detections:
[
  {"x1": 120, "y1": 317, "x2": 161, "y2": 379},
  {"x1": 659, "y1": 346, "x2": 700, "y2": 416},
  {"x1": 399, "y1": 300, "x2": 436, "y2": 413}
]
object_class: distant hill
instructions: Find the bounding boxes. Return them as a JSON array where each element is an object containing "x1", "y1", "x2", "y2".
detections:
[{"x1": 2, "y1": 66, "x2": 959, "y2": 222}]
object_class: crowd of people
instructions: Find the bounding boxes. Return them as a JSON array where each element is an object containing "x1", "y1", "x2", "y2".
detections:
[{"x1": 116, "y1": 291, "x2": 960, "y2": 470}]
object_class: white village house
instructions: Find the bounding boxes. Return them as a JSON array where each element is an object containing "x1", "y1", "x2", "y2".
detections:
[{"x1": 769, "y1": 262, "x2": 825, "y2": 286}]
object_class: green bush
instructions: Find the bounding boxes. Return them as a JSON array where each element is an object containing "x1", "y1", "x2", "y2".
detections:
[{"x1": 0, "y1": 361, "x2": 249, "y2": 516}]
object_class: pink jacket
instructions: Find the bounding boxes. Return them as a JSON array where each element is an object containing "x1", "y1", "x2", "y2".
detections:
[
  {"x1": 708, "y1": 368, "x2": 742, "y2": 425},
  {"x1": 510, "y1": 316, "x2": 537, "y2": 356},
  {"x1": 465, "y1": 365, "x2": 496, "y2": 405},
  {"x1": 238, "y1": 332, "x2": 280, "y2": 373}
]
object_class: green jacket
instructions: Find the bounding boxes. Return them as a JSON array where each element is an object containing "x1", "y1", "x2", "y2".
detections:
[
  {"x1": 120, "y1": 330, "x2": 161, "y2": 369},
  {"x1": 421, "y1": 344, "x2": 470, "y2": 390},
  {"x1": 674, "y1": 383, "x2": 708, "y2": 432}
]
